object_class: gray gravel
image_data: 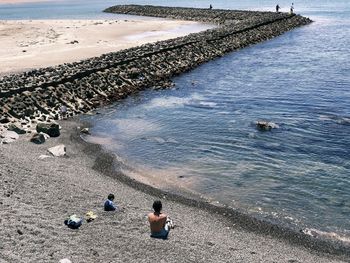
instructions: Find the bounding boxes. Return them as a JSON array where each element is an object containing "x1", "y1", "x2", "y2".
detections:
[{"x1": 0, "y1": 120, "x2": 348, "y2": 263}]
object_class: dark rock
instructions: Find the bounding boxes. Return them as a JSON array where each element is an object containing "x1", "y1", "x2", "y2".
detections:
[
  {"x1": 30, "y1": 133, "x2": 46, "y2": 144},
  {"x1": 36, "y1": 122, "x2": 60, "y2": 137},
  {"x1": 0, "y1": 116, "x2": 10, "y2": 124},
  {"x1": 8, "y1": 124, "x2": 26, "y2": 134},
  {"x1": 256, "y1": 121, "x2": 278, "y2": 131},
  {"x1": 17, "y1": 229, "x2": 23, "y2": 235}
]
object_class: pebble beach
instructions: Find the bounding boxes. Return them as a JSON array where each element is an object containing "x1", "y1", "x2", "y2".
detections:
[
  {"x1": 1, "y1": 3, "x2": 350, "y2": 262},
  {"x1": 0, "y1": 120, "x2": 348, "y2": 262}
]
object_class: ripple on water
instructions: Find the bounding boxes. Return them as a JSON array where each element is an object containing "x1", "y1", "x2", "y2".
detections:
[{"x1": 85, "y1": 3, "x2": 350, "y2": 242}]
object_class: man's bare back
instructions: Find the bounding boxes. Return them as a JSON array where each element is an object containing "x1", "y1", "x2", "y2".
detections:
[{"x1": 148, "y1": 212, "x2": 167, "y2": 233}]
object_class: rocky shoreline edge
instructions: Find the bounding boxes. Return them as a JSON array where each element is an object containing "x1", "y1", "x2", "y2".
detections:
[{"x1": 0, "y1": 5, "x2": 311, "y2": 133}]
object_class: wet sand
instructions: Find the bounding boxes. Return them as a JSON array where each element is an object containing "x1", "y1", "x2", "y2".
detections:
[{"x1": 0, "y1": 120, "x2": 348, "y2": 262}]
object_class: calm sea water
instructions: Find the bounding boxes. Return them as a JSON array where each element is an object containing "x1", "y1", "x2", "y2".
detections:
[{"x1": 3, "y1": 0, "x2": 349, "y2": 239}]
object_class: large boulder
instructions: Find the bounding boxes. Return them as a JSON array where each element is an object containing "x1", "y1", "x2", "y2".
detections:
[
  {"x1": 36, "y1": 122, "x2": 60, "y2": 137},
  {"x1": 48, "y1": 144, "x2": 66, "y2": 157},
  {"x1": 30, "y1": 133, "x2": 46, "y2": 144}
]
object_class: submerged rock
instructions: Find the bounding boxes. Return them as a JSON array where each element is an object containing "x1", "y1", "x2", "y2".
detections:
[{"x1": 256, "y1": 121, "x2": 279, "y2": 131}]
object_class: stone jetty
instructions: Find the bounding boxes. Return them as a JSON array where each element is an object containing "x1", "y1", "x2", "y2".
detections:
[{"x1": 0, "y1": 5, "x2": 312, "y2": 132}]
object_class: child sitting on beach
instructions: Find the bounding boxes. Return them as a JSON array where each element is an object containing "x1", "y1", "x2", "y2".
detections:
[
  {"x1": 104, "y1": 193, "x2": 118, "y2": 211},
  {"x1": 148, "y1": 200, "x2": 174, "y2": 239}
]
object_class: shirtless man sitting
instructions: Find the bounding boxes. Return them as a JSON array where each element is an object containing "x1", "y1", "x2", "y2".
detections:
[{"x1": 148, "y1": 200, "x2": 173, "y2": 239}]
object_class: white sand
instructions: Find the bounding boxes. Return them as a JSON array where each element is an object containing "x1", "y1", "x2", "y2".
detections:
[{"x1": 0, "y1": 19, "x2": 210, "y2": 75}]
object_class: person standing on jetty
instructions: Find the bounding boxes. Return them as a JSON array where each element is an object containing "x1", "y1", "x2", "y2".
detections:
[
  {"x1": 276, "y1": 4, "x2": 280, "y2": 13},
  {"x1": 209, "y1": 4, "x2": 213, "y2": 10},
  {"x1": 290, "y1": 3, "x2": 294, "y2": 14},
  {"x1": 148, "y1": 200, "x2": 174, "y2": 239}
]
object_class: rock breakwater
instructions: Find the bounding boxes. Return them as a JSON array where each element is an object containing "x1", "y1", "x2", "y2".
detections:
[{"x1": 0, "y1": 5, "x2": 311, "y2": 132}]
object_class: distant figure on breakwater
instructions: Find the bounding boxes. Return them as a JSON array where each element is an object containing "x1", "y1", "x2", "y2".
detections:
[
  {"x1": 290, "y1": 3, "x2": 294, "y2": 14},
  {"x1": 148, "y1": 200, "x2": 174, "y2": 239},
  {"x1": 104, "y1": 193, "x2": 118, "y2": 211},
  {"x1": 276, "y1": 4, "x2": 280, "y2": 13},
  {"x1": 209, "y1": 4, "x2": 213, "y2": 10},
  {"x1": 60, "y1": 105, "x2": 67, "y2": 119}
]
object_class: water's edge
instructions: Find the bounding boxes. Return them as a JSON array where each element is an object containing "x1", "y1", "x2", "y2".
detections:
[{"x1": 76, "y1": 119, "x2": 350, "y2": 259}]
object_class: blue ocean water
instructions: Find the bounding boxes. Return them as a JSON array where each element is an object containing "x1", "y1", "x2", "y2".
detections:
[
  {"x1": 2, "y1": 0, "x2": 349, "y2": 239},
  {"x1": 84, "y1": 1, "x2": 350, "y2": 238}
]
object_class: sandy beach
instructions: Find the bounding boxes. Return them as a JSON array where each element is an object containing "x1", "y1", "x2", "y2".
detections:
[
  {"x1": 0, "y1": 19, "x2": 210, "y2": 75},
  {"x1": 0, "y1": 120, "x2": 348, "y2": 262}
]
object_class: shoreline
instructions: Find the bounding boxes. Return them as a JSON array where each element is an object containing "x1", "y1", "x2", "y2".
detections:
[
  {"x1": 0, "y1": 6, "x2": 312, "y2": 133},
  {"x1": 0, "y1": 19, "x2": 210, "y2": 75},
  {"x1": 84, "y1": 129, "x2": 350, "y2": 246},
  {"x1": 1, "y1": 119, "x2": 349, "y2": 262},
  {"x1": 80, "y1": 119, "x2": 350, "y2": 258},
  {"x1": 3, "y1": 5, "x2": 348, "y2": 261}
]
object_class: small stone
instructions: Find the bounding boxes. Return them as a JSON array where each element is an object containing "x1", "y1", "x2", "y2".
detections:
[
  {"x1": 17, "y1": 229, "x2": 23, "y2": 235},
  {"x1": 1, "y1": 138, "x2": 16, "y2": 144},
  {"x1": 0, "y1": 117, "x2": 11, "y2": 124},
  {"x1": 39, "y1": 155, "x2": 51, "y2": 160},
  {"x1": 80, "y1": 128, "x2": 90, "y2": 134},
  {"x1": 48, "y1": 144, "x2": 66, "y2": 157},
  {"x1": 30, "y1": 133, "x2": 46, "y2": 144}
]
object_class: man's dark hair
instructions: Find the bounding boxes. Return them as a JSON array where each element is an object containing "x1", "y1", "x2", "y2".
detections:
[
  {"x1": 152, "y1": 200, "x2": 162, "y2": 213},
  {"x1": 108, "y1": 193, "x2": 115, "y2": 201}
]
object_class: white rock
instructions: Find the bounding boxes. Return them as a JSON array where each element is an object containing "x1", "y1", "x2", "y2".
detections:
[
  {"x1": 39, "y1": 154, "x2": 51, "y2": 160},
  {"x1": 1, "y1": 131, "x2": 19, "y2": 140},
  {"x1": 39, "y1": 132, "x2": 50, "y2": 140},
  {"x1": 59, "y1": 259, "x2": 72, "y2": 263},
  {"x1": 1, "y1": 138, "x2": 16, "y2": 144},
  {"x1": 80, "y1": 127, "x2": 90, "y2": 134},
  {"x1": 48, "y1": 144, "x2": 66, "y2": 157}
]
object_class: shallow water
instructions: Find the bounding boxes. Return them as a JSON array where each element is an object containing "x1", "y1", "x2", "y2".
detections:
[
  {"x1": 82, "y1": 1, "x2": 350, "y2": 239},
  {"x1": 3, "y1": 0, "x2": 350, "y2": 240}
]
